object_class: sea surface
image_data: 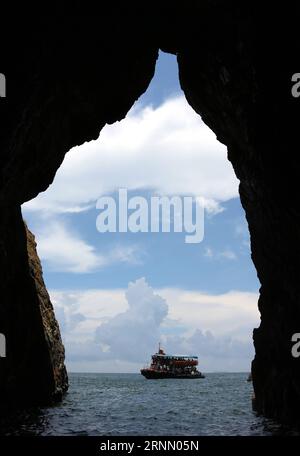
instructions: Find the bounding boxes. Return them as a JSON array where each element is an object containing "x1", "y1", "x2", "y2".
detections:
[{"x1": 0, "y1": 372, "x2": 299, "y2": 436}]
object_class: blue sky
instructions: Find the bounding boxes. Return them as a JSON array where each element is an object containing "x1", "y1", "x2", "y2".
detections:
[{"x1": 22, "y1": 52, "x2": 260, "y2": 372}]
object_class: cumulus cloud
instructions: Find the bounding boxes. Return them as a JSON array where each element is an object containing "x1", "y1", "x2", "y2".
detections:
[
  {"x1": 22, "y1": 95, "x2": 240, "y2": 274},
  {"x1": 51, "y1": 279, "x2": 259, "y2": 372},
  {"x1": 35, "y1": 220, "x2": 142, "y2": 273},
  {"x1": 23, "y1": 96, "x2": 239, "y2": 215},
  {"x1": 162, "y1": 330, "x2": 254, "y2": 372},
  {"x1": 160, "y1": 288, "x2": 259, "y2": 342},
  {"x1": 53, "y1": 297, "x2": 86, "y2": 334},
  {"x1": 94, "y1": 277, "x2": 168, "y2": 362},
  {"x1": 51, "y1": 288, "x2": 128, "y2": 341}
]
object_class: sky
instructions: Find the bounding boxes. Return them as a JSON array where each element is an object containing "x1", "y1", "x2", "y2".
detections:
[{"x1": 22, "y1": 52, "x2": 260, "y2": 373}]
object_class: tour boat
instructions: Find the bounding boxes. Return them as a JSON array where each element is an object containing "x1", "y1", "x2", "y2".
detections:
[{"x1": 141, "y1": 344, "x2": 205, "y2": 379}]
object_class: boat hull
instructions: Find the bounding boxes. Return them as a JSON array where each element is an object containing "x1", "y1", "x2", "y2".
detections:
[{"x1": 141, "y1": 369, "x2": 205, "y2": 379}]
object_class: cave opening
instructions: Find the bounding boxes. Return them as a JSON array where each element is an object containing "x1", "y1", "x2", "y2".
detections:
[
  {"x1": 1, "y1": 7, "x2": 300, "y2": 431},
  {"x1": 21, "y1": 51, "x2": 259, "y2": 385}
]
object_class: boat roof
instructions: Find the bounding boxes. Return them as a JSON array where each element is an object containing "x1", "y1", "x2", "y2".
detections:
[{"x1": 154, "y1": 354, "x2": 198, "y2": 359}]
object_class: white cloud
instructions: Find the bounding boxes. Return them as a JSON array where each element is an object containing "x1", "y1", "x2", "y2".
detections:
[
  {"x1": 204, "y1": 247, "x2": 213, "y2": 258},
  {"x1": 37, "y1": 221, "x2": 105, "y2": 273},
  {"x1": 219, "y1": 249, "x2": 237, "y2": 260},
  {"x1": 94, "y1": 277, "x2": 168, "y2": 362},
  {"x1": 35, "y1": 220, "x2": 142, "y2": 273},
  {"x1": 158, "y1": 288, "x2": 259, "y2": 342},
  {"x1": 197, "y1": 198, "x2": 225, "y2": 216},
  {"x1": 51, "y1": 288, "x2": 128, "y2": 341},
  {"x1": 50, "y1": 279, "x2": 259, "y2": 372},
  {"x1": 67, "y1": 358, "x2": 142, "y2": 374},
  {"x1": 203, "y1": 246, "x2": 237, "y2": 261},
  {"x1": 22, "y1": 95, "x2": 240, "y2": 274},
  {"x1": 23, "y1": 96, "x2": 239, "y2": 215},
  {"x1": 109, "y1": 244, "x2": 144, "y2": 265},
  {"x1": 164, "y1": 329, "x2": 254, "y2": 372},
  {"x1": 235, "y1": 219, "x2": 252, "y2": 253}
]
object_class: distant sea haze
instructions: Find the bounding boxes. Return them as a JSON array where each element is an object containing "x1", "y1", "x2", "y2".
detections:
[{"x1": 1, "y1": 373, "x2": 299, "y2": 435}]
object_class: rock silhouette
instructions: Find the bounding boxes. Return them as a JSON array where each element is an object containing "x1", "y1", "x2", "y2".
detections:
[{"x1": 1, "y1": 5, "x2": 300, "y2": 424}]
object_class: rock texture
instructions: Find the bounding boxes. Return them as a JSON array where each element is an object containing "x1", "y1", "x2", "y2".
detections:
[
  {"x1": 174, "y1": 4, "x2": 300, "y2": 423},
  {"x1": 1, "y1": 5, "x2": 300, "y2": 423},
  {"x1": 0, "y1": 208, "x2": 67, "y2": 406},
  {"x1": 26, "y1": 224, "x2": 68, "y2": 400}
]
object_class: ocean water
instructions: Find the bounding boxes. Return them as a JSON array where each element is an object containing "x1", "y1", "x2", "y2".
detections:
[{"x1": 0, "y1": 372, "x2": 299, "y2": 436}]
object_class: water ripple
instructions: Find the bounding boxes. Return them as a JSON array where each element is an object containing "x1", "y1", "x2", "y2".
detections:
[{"x1": 1, "y1": 373, "x2": 299, "y2": 435}]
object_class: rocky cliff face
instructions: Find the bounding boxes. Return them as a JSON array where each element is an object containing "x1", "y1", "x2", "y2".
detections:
[
  {"x1": 173, "y1": 5, "x2": 300, "y2": 423},
  {"x1": 25, "y1": 224, "x2": 68, "y2": 401},
  {"x1": 1, "y1": 5, "x2": 300, "y2": 423},
  {"x1": 0, "y1": 208, "x2": 67, "y2": 406},
  {"x1": 0, "y1": 13, "x2": 158, "y2": 408}
]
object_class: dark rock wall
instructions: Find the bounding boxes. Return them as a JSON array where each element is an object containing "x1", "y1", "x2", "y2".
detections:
[
  {"x1": 0, "y1": 207, "x2": 63, "y2": 405},
  {"x1": 174, "y1": 4, "x2": 300, "y2": 423},
  {"x1": 25, "y1": 223, "x2": 68, "y2": 401},
  {"x1": 0, "y1": 14, "x2": 158, "y2": 407},
  {"x1": 0, "y1": 17, "x2": 158, "y2": 206},
  {"x1": 1, "y1": 5, "x2": 300, "y2": 423}
]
